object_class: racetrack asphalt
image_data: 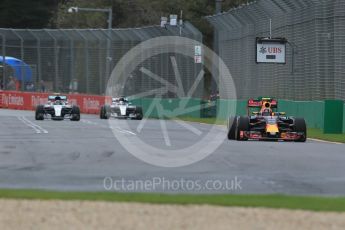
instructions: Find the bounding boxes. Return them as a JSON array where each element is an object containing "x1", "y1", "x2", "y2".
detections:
[{"x1": 0, "y1": 109, "x2": 344, "y2": 195}]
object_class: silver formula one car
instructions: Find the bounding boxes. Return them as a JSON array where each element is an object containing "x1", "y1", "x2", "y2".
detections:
[
  {"x1": 35, "y1": 95, "x2": 80, "y2": 121},
  {"x1": 99, "y1": 97, "x2": 143, "y2": 120}
]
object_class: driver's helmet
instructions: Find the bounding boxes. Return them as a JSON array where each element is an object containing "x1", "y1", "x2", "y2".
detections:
[
  {"x1": 261, "y1": 108, "x2": 272, "y2": 116},
  {"x1": 118, "y1": 97, "x2": 128, "y2": 104},
  {"x1": 54, "y1": 100, "x2": 63, "y2": 105}
]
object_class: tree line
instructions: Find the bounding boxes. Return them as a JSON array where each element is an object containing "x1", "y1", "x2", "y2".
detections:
[{"x1": 0, "y1": 0, "x2": 251, "y2": 31}]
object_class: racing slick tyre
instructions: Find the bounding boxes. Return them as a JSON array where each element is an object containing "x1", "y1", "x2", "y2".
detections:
[
  {"x1": 104, "y1": 105, "x2": 111, "y2": 119},
  {"x1": 236, "y1": 116, "x2": 250, "y2": 141},
  {"x1": 100, "y1": 105, "x2": 109, "y2": 119},
  {"x1": 227, "y1": 116, "x2": 238, "y2": 140},
  {"x1": 293, "y1": 118, "x2": 307, "y2": 142},
  {"x1": 135, "y1": 107, "x2": 143, "y2": 120},
  {"x1": 70, "y1": 106, "x2": 81, "y2": 121},
  {"x1": 35, "y1": 105, "x2": 45, "y2": 120}
]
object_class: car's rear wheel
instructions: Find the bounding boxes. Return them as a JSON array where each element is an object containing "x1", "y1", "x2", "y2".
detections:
[
  {"x1": 227, "y1": 116, "x2": 237, "y2": 140},
  {"x1": 236, "y1": 116, "x2": 250, "y2": 141},
  {"x1": 70, "y1": 106, "x2": 80, "y2": 121},
  {"x1": 100, "y1": 105, "x2": 107, "y2": 119},
  {"x1": 35, "y1": 105, "x2": 45, "y2": 120},
  {"x1": 294, "y1": 118, "x2": 307, "y2": 142},
  {"x1": 104, "y1": 105, "x2": 111, "y2": 119}
]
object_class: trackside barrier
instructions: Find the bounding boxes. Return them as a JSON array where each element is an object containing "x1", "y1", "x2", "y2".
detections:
[
  {"x1": 0, "y1": 91, "x2": 107, "y2": 114},
  {"x1": 279, "y1": 100, "x2": 344, "y2": 134},
  {"x1": 278, "y1": 100, "x2": 325, "y2": 130},
  {"x1": 0, "y1": 92, "x2": 203, "y2": 118},
  {"x1": 130, "y1": 98, "x2": 202, "y2": 119},
  {"x1": 216, "y1": 99, "x2": 246, "y2": 120},
  {"x1": 324, "y1": 100, "x2": 344, "y2": 134},
  {"x1": 2, "y1": 91, "x2": 343, "y2": 133}
]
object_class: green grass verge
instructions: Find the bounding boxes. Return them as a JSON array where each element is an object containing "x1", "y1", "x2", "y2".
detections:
[
  {"x1": 0, "y1": 189, "x2": 345, "y2": 212},
  {"x1": 308, "y1": 128, "x2": 345, "y2": 143},
  {"x1": 174, "y1": 117, "x2": 345, "y2": 143},
  {"x1": 175, "y1": 116, "x2": 223, "y2": 125}
]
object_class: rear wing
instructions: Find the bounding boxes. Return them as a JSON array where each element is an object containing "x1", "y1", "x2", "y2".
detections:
[
  {"x1": 48, "y1": 95, "x2": 67, "y2": 101},
  {"x1": 247, "y1": 98, "x2": 278, "y2": 108}
]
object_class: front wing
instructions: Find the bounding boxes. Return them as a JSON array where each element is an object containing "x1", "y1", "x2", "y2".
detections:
[
  {"x1": 239, "y1": 130, "x2": 306, "y2": 141},
  {"x1": 43, "y1": 107, "x2": 73, "y2": 119},
  {"x1": 108, "y1": 107, "x2": 140, "y2": 119}
]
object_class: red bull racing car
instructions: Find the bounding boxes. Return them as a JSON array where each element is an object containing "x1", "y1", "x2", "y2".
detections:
[{"x1": 227, "y1": 97, "x2": 306, "y2": 142}]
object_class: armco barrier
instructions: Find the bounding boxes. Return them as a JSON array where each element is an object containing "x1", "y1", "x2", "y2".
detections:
[
  {"x1": 324, "y1": 100, "x2": 344, "y2": 134},
  {"x1": 278, "y1": 100, "x2": 325, "y2": 130},
  {"x1": 2, "y1": 91, "x2": 343, "y2": 133},
  {"x1": 0, "y1": 91, "x2": 106, "y2": 114},
  {"x1": 131, "y1": 98, "x2": 202, "y2": 118},
  {"x1": 216, "y1": 99, "x2": 246, "y2": 120},
  {"x1": 0, "y1": 91, "x2": 204, "y2": 118}
]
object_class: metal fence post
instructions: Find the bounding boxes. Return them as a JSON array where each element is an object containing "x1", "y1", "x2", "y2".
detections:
[
  {"x1": 89, "y1": 30, "x2": 104, "y2": 94},
  {"x1": 28, "y1": 30, "x2": 41, "y2": 90},
  {"x1": 45, "y1": 30, "x2": 59, "y2": 92},
  {"x1": 12, "y1": 30, "x2": 25, "y2": 91},
  {"x1": 100, "y1": 30, "x2": 113, "y2": 92},
  {"x1": 0, "y1": 33, "x2": 6, "y2": 89},
  {"x1": 60, "y1": 29, "x2": 75, "y2": 91},
  {"x1": 76, "y1": 30, "x2": 89, "y2": 93},
  {"x1": 105, "y1": 9, "x2": 113, "y2": 91}
]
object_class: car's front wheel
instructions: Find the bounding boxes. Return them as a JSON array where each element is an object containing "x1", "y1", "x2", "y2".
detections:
[
  {"x1": 35, "y1": 105, "x2": 45, "y2": 120},
  {"x1": 236, "y1": 116, "x2": 250, "y2": 141},
  {"x1": 135, "y1": 107, "x2": 143, "y2": 120},
  {"x1": 227, "y1": 116, "x2": 238, "y2": 140},
  {"x1": 100, "y1": 105, "x2": 107, "y2": 119},
  {"x1": 70, "y1": 106, "x2": 80, "y2": 121},
  {"x1": 294, "y1": 117, "x2": 307, "y2": 142}
]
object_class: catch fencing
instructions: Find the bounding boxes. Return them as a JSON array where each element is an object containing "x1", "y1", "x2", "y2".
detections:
[
  {"x1": 0, "y1": 22, "x2": 203, "y2": 98},
  {"x1": 207, "y1": 0, "x2": 345, "y2": 101}
]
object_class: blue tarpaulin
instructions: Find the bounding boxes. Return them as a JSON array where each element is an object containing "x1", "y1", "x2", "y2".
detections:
[{"x1": 0, "y1": 56, "x2": 32, "y2": 82}]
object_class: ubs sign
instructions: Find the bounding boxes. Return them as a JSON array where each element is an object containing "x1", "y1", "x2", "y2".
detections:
[{"x1": 256, "y1": 37, "x2": 287, "y2": 64}]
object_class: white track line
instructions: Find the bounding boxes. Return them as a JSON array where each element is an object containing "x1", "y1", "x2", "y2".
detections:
[
  {"x1": 17, "y1": 116, "x2": 48, "y2": 134},
  {"x1": 81, "y1": 119, "x2": 99, "y2": 126},
  {"x1": 81, "y1": 119, "x2": 136, "y2": 136},
  {"x1": 174, "y1": 119, "x2": 202, "y2": 136},
  {"x1": 17, "y1": 116, "x2": 41, "y2": 133},
  {"x1": 21, "y1": 116, "x2": 49, "y2": 134},
  {"x1": 308, "y1": 138, "x2": 343, "y2": 145},
  {"x1": 115, "y1": 127, "x2": 136, "y2": 135}
]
